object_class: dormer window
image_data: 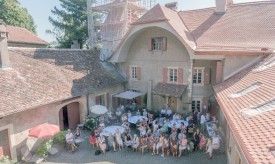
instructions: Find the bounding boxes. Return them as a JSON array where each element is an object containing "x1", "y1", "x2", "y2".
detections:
[
  {"x1": 228, "y1": 82, "x2": 262, "y2": 98},
  {"x1": 148, "y1": 37, "x2": 167, "y2": 51}
]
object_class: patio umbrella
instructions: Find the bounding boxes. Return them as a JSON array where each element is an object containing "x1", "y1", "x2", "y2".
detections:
[
  {"x1": 90, "y1": 105, "x2": 108, "y2": 115},
  {"x1": 28, "y1": 123, "x2": 60, "y2": 138}
]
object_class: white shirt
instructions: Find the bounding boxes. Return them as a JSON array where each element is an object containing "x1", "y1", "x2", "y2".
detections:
[
  {"x1": 66, "y1": 133, "x2": 74, "y2": 142},
  {"x1": 200, "y1": 115, "x2": 206, "y2": 124},
  {"x1": 127, "y1": 112, "x2": 132, "y2": 118},
  {"x1": 167, "y1": 109, "x2": 172, "y2": 115},
  {"x1": 212, "y1": 136, "x2": 220, "y2": 145},
  {"x1": 161, "y1": 109, "x2": 165, "y2": 114}
]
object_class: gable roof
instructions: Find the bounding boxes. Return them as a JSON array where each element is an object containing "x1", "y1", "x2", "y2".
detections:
[
  {"x1": 0, "y1": 48, "x2": 126, "y2": 117},
  {"x1": 134, "y1": 4, "x2": 168, "y2": 24},
  {"x1": 6, "y1": 26, "x2": 48, "y2": 46},
  {"x1": 214, "y1": 53, "x2": 275, "y2": 164},
  {"x1": 179, "y1": 1, "x2": 275, "y2": 53}
]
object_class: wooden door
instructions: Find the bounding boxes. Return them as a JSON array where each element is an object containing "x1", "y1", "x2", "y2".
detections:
[
  {"x1": 0, "y1": 129, "x2": 11, "y2": 159},
  {"x1": 67, "y1": 102, "x2": 80, "y2": 129},
  {"x1": 168, "y1": 97, "x2": 177, "y2": 111}
]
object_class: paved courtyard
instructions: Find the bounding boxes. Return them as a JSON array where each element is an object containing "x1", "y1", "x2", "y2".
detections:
[{"x1": 40, "y1": 130, "x2": 227, "y2": 164}]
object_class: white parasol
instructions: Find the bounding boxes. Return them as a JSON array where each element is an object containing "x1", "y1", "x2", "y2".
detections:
[{"x1": 90, "y1": 105, "x2": 108, "y2": 115}]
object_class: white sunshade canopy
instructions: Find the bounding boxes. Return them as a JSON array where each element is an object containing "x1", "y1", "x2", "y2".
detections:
[{"x1": 114, "y1": 91, "x2": 144, "y2": 99}]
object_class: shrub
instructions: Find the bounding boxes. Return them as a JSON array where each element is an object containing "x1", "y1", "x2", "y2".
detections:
[
  {"x1": 36, "y1": 139, "x2": 53, "y2": 157},
  {"x1": 84, "y1": 116, "x2": 97, "y2": 131},
  {"x1": 53, "y1": 131, "x2": 66, "y2": 144},
  {"x1": 0, "y1": 156, "x2": 14, "y2": 164}
]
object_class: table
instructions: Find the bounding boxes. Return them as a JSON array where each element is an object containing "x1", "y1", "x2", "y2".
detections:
[
  {"x1": 128, "y1": 116, "x2": 148, "y2": 124},
  {"x1": 168, "y1": 120, "x2": 188, "y2": 128},
  {"x1": 206, "y1": 122, "x2": 218, "y2": 137},
  {"x1": 101, "y1": 126, "x2": 125, "y2": 137}
]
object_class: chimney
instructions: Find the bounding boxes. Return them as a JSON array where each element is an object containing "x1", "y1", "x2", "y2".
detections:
[
  {"x1": 215, "y1": 0, "x2": 233, "y2": 14},
  {"x1": 0, "y1": 19, "x2": 11, "y2": 70},
  {"x1": 165, "y1": 2, "x2": 178, "y2": 11}
]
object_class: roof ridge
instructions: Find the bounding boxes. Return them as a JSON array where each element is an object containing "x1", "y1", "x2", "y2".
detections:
[{"x1": 8, "y1": 47, "x2": 93, "y2": 52}]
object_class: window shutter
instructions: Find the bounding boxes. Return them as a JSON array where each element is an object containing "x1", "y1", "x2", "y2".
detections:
[
  {"x1": 178, "y1": 68, "x2": 183, "y2": 84},
  {"x1": 125, "y1": 66, "x2": 130, "y2": 79},
  {"x1": 162, "y1": 37, "x2": 167, "y2": 51},
  {"x1": 203, "y1": 68, "x2": 211, "y2": 85},
  {"x1": 148, "y1": 38, "x2": 152, "y2": 51},
  {"x1": 137, "y1": 67, "x2": 141, "y2": 80},
  {"x1": 163, "y1": 67, "x2": 168, "y2": 83}
]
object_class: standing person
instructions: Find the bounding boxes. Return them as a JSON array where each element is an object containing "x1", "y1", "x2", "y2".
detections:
[
  {"x1": 200, "y1": 113, "x2": 206, "y2": 133},
  {"x1": 132, "y1": 134, "x2": 140, "y2": 151},
  {"x1": 205, "y1": 133, "x2": 220, "y2": 159},
  {"x1": 108, "y1": 133, "x2": 117, "y2": 152},
  {"x1": 192, "y1": 128, "x2": 201, "y2": 150},
  {"x1": 156, "y1": 134, "x2": 164, "y2": 155},
  {"x1": 115, "y1": 129, "x2": 123, "y2": 150},
  {"x1": 66, "y1": 129, "x2": 77, "y2": 151},
  {"x1": 148, "y1": 134, "x2": 156, "y2": 155},
  {"x1": 98, "y1": 134, "x2": 107, "y2": 155}
]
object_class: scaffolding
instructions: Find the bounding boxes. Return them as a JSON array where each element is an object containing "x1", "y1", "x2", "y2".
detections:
[{"x1": 87, "y1": 0, "x2": 156, "y2": 60}]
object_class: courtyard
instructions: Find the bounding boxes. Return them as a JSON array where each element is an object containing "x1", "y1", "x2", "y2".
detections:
[{"x1": 38, "y1": 130, "x2": 227, "y2": 164}]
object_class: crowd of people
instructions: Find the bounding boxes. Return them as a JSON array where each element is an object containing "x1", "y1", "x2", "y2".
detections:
[{"x1": 85, "y1": 106, "x2": 223, "y2": 159}]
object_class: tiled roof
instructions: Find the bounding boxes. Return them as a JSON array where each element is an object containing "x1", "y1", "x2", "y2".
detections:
[
  {"x1": 134, "y1": 4, "x2": 168, "y2": 24},
  {"x1": 6, "y1": 26, "x2": 48, "y2": 45},
  {"x1": 0, "y1": 48, "x2": 126, "y2": 117},
  {"x1": 152, "y1": 82, "x2": 186, "y2": 98},
  {"x1": 214, "y1": 53, "x2": 275, "y2": 164},
  {"x1": 179, "y1": 1, "x2": 275, "y2": 52}
]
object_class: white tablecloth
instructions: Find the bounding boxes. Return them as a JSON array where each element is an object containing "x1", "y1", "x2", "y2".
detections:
[
  {"x1": 101, "y1": 126, "x2": 125, "y2": 137},
  {"x1": 128, "y1": 116, "x2": 148, "y2": 124},
  {"x1": 168, "y1": 120, "x2": 188, "y2": 128}
]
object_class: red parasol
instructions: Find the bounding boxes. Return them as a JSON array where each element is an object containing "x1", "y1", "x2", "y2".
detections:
[{"x1": 29, "y1": 123, "x2": 60, "y2": 138}]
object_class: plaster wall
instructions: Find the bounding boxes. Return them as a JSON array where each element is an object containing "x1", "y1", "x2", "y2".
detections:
[
  {"x1": 118, "y1": 27, "x2": 190, "y2": 112},
  {"x1": 223, "y1": 55, "x2": 260, "y2": 80}
]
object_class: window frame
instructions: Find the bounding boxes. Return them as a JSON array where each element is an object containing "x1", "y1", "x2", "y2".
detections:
[
  {"x1": 130, "y1": 65, "x2": 137, "y2": 79},
  {"x1": 193, "y1": 67, "x2": 204, "y2": 85},
  {"x1": 151, "y1": 37, "x2": 163, "y2": 51},
  {"x1": 191, "y1": 98, "x2": 201, "y2": 112},
  {"x1": 168, "y1": 67, "x2": 178, "y2": 83}
]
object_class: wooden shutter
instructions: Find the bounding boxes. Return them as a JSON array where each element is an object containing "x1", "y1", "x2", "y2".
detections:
[
  {"x1": 148, "y1": 38, "x2": 152, "y2": 51},
  {"x1": 204, "y1": 68, "x2": 211, "y2": 85},
  {"x1": 125, "y1": 66, "x2": 130, "y2": 79},
  {"x1": 162, "y1": 37, "x2": 167, "y2": 51},
  {"x1": 137, "y1": 67, "x2": 141, "y2": 80},
  {"x1": 163, "y1": 67, "x2": 168, "y2": 83},
  {"x1": 178, "y1": 68, "x2": 183, "y2": 84}
]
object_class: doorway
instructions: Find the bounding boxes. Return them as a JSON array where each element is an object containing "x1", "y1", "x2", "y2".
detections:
[
  {"x1": 0, "y1": 129, "x2": 11, "y2": 159},
  {"x1": 168, "y1": 97, "x2": 177, "y2": 111},
  {"x1": 59, "y1": 102, "x2": 80, "y2": 130}
]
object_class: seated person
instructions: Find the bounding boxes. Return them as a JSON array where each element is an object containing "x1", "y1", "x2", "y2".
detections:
[
  {"x1": 120, "y1": 104, "x2": 125, "y2": 114},
  {"x1": 89, "y1": 131, "x2": 97, "y2": 148},
  {"x1": 159, "y1": 117, "x2": 165, "y2": 126},
  {"x1": 132, "y1": 134, "x2": 140, "y2": 151},
  {"x1": 205, "y1": 133, "x2": 220, "y2": 159},
  {"x1": 152, "y1": 118, "x2": 159, "y2": 130},
  {"x1": 172, "y1": 113, "x2": 177, "y2": 120},
  {"x1": 108, "y1": 133, "x2": 117, "y2": 152},
  {"x1": 178, "y1": 135, "x2": 188, "y2": 157},
  {"x1": 74, "y1": 127, "x2": 82, "y2": 140},
  {"x1": 161, "y1": 108, "x2": 166, "y2": 117},
  {"x1": 121, "y1": 114, "x2": 128, "y2": 122},
  {"x1": 116, "y1": 109, "x2": 122, "y2": 118},
  {"x1": 99, "y1": 114, "x2": 105, "y2": 123},
  {"x1": 141, "y1": 118, "x2": 148, "y2": 127},
  {"x1": 66, "y1": 129, "x2": 77, "y2": 151},
  {"x1": 166, "y1": 108, "x2": 172, "y2": 117},
  {"x1": 124, "y1": 133, "x2": 133, "y2": 148},
  {"x1": 136, "y1": 110, "x2": 141, "y2": 116},
  {"x1": 107, "y1": 110, "x2": 117, "y2": 121},
  {"x1": 98, "y1": 134, "x2": 107, "y2": 155}
]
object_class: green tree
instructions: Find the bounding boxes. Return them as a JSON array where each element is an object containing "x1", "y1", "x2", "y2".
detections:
[
  {"x1": 0, "y1": 0, "x2": 37, "y2": 34},
  {"x1": 48, "y1": 0, "x2": 91, "y2": 49}
]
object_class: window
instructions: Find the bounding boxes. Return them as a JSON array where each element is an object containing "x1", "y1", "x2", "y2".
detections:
[
  {"x1": 192, "y1": 99, "x2": 201, "y2": 111},
  {"x1": 228, "y1": 82, "x2": 262, "y2": 98},
  {"x1": 193, "y1": 68, "x2": 204, "y2": 84},
  {"x1": 152, "y1": 37, "x2": 163, "y2": 50},
  {"x1": 96, "y1": 94, "x2": 105, "y2": 105},
  {"x1": 169, "y1": 68, "x2": 178, "y2": 82},
  {"x1": 131, "y1": 66, "x2": 137, "y2": 79}
]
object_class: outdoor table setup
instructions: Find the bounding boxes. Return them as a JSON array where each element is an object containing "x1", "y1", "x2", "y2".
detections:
[
  {"x1": 168, "y1": 119, "x2": 188, "y2": 128},
  {"x1": 101, "y1": 126, "x2": 125, "y2": 136},
  {"x1": 206, "y1": 122, "x2": 218, "y2": 137},
  {"x1": 128, "y1": 116, "x2": 148, "y2": 124}
]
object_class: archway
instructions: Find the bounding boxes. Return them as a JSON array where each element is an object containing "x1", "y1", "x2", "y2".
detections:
[{"x1": 59, "y1": 102, "x2": 80, "y2": 130}]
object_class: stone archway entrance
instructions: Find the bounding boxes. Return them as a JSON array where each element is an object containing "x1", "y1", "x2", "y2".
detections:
[{"x1": 59, "y1": 102, "x2": 80, "y2": 130}]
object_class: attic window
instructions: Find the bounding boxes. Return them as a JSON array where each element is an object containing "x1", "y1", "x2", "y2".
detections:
[
  {"x1": 228, "y1": 82, "x2": 262, "y2": 98},
  {"x1": 240, "y1": 99, "x2": 275, "y2": 118},
  {"x1": 253, "y1": 58, "x2": 275, "y2": 72}
]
